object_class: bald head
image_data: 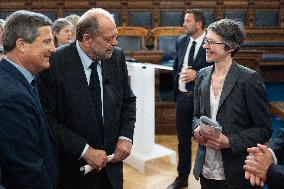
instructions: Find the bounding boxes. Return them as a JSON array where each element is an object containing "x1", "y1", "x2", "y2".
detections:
[{"x1": 76, "y1": 8, "x2": 115, "y2": 41}]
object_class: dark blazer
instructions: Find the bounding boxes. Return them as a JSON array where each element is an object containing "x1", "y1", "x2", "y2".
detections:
[
  {"x1": 266, "y1": 128, "x2": 284, "y2": 189},
  {"x1": 173, "y1": 34, "x2": 210, "y2": 97},
  {"x1": 0, "y1": 166, "x2": 4, "y2": 189},
  {"x1": 0, "y1": 59, "x2": 58, "y2": 189},
  {"x1": 38, "y1": 42, "x2": 136, "y2": 189},
  {"x1": 192, "y1": 62, "x2": 272, "y2": 189}
]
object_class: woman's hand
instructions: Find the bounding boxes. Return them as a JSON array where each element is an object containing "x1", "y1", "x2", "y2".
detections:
[
  {"x1": 205, "y1": 133, "x2": 230, "y2": 150},
  {"x1": 193, "y1": 126, "x2": 206, "y2": 145}
]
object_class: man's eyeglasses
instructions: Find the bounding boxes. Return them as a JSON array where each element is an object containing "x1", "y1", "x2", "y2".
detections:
[{"x1": 203, "y1": 38, "x2": 224, "y2": 46}]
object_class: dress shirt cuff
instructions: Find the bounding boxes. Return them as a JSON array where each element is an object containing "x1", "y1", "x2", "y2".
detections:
[
  {"x1": 118, "y1": 136, "x2": 132, "y2": 143},
  {"x1": 79, "y1": 143, "x2": 89, "y2": 160},
  {"x1": 268, "y1": 148, "x2": 277, "y2": 164}
]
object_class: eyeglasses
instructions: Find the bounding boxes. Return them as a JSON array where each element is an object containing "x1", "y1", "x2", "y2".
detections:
[{"x1": 203, "y1": 38, "x2": 224, "y2": 46}]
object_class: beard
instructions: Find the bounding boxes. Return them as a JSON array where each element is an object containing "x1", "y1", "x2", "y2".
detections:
[
  {"x1": 89, "y1": 46, "x2": 113, "y2": 60},
  {"x1": 185, "y1": 25, "x2": 198, "y2": 36}
]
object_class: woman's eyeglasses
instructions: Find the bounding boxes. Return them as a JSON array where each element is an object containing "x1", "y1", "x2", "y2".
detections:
[{"x1": 203, "y1": 38, "x2": 224, "y2": 46}]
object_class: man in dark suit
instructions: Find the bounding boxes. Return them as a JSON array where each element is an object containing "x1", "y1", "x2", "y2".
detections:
[
  {"x1": 244, "y1": 128, "x2": 284, "y2": 189},
  {"x1": 168, "y1": 9, "x2": 211, "y2": 189},
  {"x1": 0, "y1": 166, "x2": 4, "y2": 189},
  {"x1": 38, "y1": 8, "x2": 136, "y2": 189},
  {"x1": 0, "y1": 10, "x2": 58, "y2": 189}
]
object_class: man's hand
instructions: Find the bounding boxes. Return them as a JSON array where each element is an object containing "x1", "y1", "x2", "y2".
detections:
[
  {"x1": 111, "y1": 139, "x2": 132, "y2": 163},
  {"x1": 179, "y1": 68, "x2": 197, "y2": 83},
  {"x1": 244, "y1": 144, "x2": 274, "y2": 184},
  {"x1": 244, "y1": 146, "x2": 265, "y2": 186},
  {"x1": 244, "y1": 170, "x2": 265, "y2": 187},
  {"x1": 193, "y1": 126, "x2": 206, "y2": 145},
  {"x1": 83, "y1": 146, "x2": 108, "y2": 172}
]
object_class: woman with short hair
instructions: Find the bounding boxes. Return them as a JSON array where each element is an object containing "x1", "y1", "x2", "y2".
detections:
[{"x1": 192, "y1": 19, "x2": 272, "y2": 189}]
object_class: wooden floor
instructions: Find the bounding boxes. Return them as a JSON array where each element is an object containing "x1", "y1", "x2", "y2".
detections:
[{"x1": 123, "y1": 135, "x2": 201, "y2": 189}]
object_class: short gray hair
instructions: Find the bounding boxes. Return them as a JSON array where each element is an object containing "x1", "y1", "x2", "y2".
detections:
[
  {"x1": 208, "y1": 18, "x2": 245, "y2": 57},
  {"x1": 0, "y1": 19, "x2": 5, "y2": 30},
  {"x1": 76, "y1": 8, "x2": 115, "y2": 41},
  {"x1": 3, "y1": 10, "x2": 52, "y2": 53}
]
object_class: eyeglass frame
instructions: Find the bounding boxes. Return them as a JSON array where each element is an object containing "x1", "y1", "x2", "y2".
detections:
[{"x1": 203, "y1": 37, "x2": 224, "y2": 46}]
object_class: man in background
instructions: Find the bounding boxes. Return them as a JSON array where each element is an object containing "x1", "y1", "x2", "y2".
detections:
[
  {"x1": 0, "y1": 10, "x2": 58, "y2": 189},
  {"x1": 168, "y1": 9, "x2": 211, "y2": 189},
  {"x1": 38, "y1": 8, "x2": 136, "y2": 189}
]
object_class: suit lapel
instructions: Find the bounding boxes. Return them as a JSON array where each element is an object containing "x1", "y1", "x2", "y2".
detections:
[
  {"x1": 200, "y1": 65, "x2": 214, "y2": 116},
  {"x1": 218, "y1": 62, "x2": 239, "y2": 109},
  {"x1": 193, "y1": 44, "x2": 205, "y2": 65},
  {"x1": 0, "y1": 59, "x2": 55, "y2": 139},
  {"x1": 100, "y1": 58, "x2": 118, "y2": 132},
  {"x1": 179, "y1": 37, "x2": 206, "y2": 68},
  {"x1": 177, "y1": 36, "x2": 190, "y2": 72},
  {"x1": 0, "y1": 59, "x2": 30, "y2": 88},
  {"x1": 0, "y1": 59, "x2": 44, "y2": 113},
  {"x1": 62, "y1": 44, "x2": 100, "y2": 138}
]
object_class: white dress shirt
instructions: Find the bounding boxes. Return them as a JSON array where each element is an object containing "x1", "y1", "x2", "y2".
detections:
[{"x1": 179, "y1": 32, "x2": 206, "y2": 92}]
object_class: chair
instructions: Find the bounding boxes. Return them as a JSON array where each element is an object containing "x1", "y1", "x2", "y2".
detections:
[
  {"x1": 159, "y1": 10, "x2": 184, "y2": 27},
  {"x1": 110, "y1": 10, "x2": 121, "y2": 26},
  {"x1": 128, "y1": 11, "x2": 152, "y2": 28},
  {"x1": 152, "y1": 27, "x2": 185, "y2": 64},
  {"x1": 202, "y1": 9, "x2": 215, "y2": 26},
  {"x1": 255, "y1": 10, "x2": 278, "y2": 28},
  {"x1": 151, "y1": 27, "x2": 184, "y2": 101},
  {"x1": 38, "y1": 11, "x2": 57, "y2": 21},
  {"x1": 64, "y1": 10, "x2": 85, "y2": 17},
  {"x1": 117, "y1": 27, "x2": 149, "y2": 51},
  {"x1": 224, "y1": 9, "x2": 246, "y2": 25},
  {"x1": 0, "y1": 11, "x2": 13, "y2": 19}
]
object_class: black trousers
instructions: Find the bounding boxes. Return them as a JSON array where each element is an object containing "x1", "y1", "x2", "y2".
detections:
[
  {"x1": 59, "y1": 168, "x2": 113, "y2": 189},
  {"x1": 200, "y1": 174, "x2": 263, "y2": 189},
  {"x1": 175, "y1": 92, "x2": 194, "y2": 177},
  {"x1": 200, "y1": 174, "x2": 228, "y2": 189}
]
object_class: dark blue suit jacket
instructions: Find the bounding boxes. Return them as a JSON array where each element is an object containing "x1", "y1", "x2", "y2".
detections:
[
  {"x1": 0, "y1": 59, "x2": 59, "y2": 189},
  {"x1": 173, "y1": 34, "x2": 211, "y2": 98},
  {"x1": 267, "y1": 128, "x2": 284, "y2": 189}
]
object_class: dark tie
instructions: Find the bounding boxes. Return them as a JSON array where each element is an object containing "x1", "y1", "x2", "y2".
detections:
[
  {"x1": 89, "y1": 62, "x2": 103, "y2": 128},
  {"x1": 188, "y1": 40, "x2": 196, "y2": 67},
  {"x1": 30, "y1": 78, "x2": 41, "y2": 105},
  {"x1": 30, "y1": 78, "x2": 50, "y2": 131},
  {"x1": 185, "y1": 41, "x2": 196, "y2": 91}
]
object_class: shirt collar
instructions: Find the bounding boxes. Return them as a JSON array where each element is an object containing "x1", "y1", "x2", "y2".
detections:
[
  {"x1": 190, "y1": 31, "x2": 206, "y2": 45},
  {"x1": 4, "y1": 57, "x2": 34, "y2": 84},
  {"x1": 76, "y1": 40, "x2": 101, "y2": 71}
]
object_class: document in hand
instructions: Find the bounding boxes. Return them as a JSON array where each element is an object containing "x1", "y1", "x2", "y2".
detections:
[
  {"x1": 80, "y1": 154, "x2": 114, "y2": 175},
  {"x1": 199, "y1": 116, "x2": 222, "y2": 138}
]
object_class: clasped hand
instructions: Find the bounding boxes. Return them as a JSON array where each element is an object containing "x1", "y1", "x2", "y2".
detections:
[
  {"x1": 83, "y1": 139, "x2": 132, "y2": 172},
  {"x1": 83, "y1": 147, "x2": 108, "y2": 172},
  {"x1": 243, "y1": 144, "x2": 274, "y2": 187},
  {"x1": 193, "y1": 125, "x2": 230, "y2": 150},
  {"x1": 111, "y1": 139, "x2": 132, "y2": 163}
]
